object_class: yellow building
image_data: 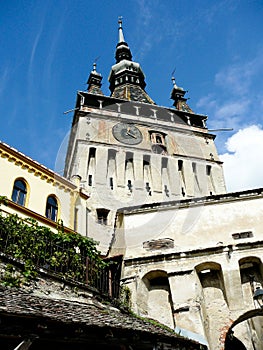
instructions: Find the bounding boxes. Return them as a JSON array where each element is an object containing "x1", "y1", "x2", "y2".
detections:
[{"x1": 0, "y1": 141, "x2": 89, "y2": 236}]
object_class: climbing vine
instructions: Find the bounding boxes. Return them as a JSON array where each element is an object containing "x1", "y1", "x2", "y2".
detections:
[
  {"x1": 0, "y1": 197, "x2": 107, "y2": 287},
  {"x1": 119, "y1": 284, "x2": 132, "y2": 310}
]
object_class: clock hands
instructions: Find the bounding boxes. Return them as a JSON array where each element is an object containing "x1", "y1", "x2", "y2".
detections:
[
  {"x1": 112, "y1": 122, "x2": 142, "y2": 144},
  {"x1": 126, "y1": 127, "x2": 137, "y2": 139}
]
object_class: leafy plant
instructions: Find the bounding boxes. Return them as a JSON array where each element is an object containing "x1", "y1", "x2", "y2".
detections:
[
  {"x1": 119, "y1": 284, "x2": 132, "y2": 310},
  {"x1": 0, "y1": 208, "x2": 108, "y2": 288}
]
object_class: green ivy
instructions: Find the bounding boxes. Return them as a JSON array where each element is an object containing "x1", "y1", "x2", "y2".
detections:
[
  {"x1": 119, "y1": 284, "x2": 132, "y2": 310},
  {"x1": 0, "y1": 203, "x2": 108, "y2": 287}
]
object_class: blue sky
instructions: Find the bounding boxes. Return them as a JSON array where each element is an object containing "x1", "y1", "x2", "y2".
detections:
[{"x1": 1, "y1": 0, "x2": 263, "y2": 191}]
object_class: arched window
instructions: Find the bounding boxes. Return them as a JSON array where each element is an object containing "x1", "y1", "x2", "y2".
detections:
[
  {"x1": 45, "y1": 196, "x2": 58, "y2": 221},
  {"x1": 12, "y1": 179, "x2": 27, "y2": 206}
]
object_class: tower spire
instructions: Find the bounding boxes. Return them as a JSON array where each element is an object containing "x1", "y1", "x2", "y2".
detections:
[
  {"x1": 118, "y1": 16, "x2": 125, "y2": 43},
  {"x1": 108, "y1": 18, "x2": 154, "y2": 104},
  {"x1": 115, "y1": 17, "x2": 132, "y2": 63}
]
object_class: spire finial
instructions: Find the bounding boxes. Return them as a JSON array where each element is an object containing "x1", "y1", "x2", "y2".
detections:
[
  {"x1": 118, "y1": 16, "x2": 125, "y2": 43},
  {"x1": 171, "y1": 67, "x2": 177, "y2": 86},
  {"x1": 93, "y1": 62, "x2": 97, "y2": 72}
]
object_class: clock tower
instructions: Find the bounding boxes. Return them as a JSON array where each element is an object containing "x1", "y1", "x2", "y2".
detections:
[{"x1": 64, "y1": 19, "x2": 226, "y2": 253}]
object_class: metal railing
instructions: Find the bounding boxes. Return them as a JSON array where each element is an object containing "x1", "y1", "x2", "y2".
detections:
[{"x1": 0, "y1": 208, "x2": 121, "y2": 299}]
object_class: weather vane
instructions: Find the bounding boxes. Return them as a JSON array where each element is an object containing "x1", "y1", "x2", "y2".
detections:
[
  {"x1": 118, "y1": 16, "x2": 123, "y2": 26},
  {"x1": 171, "y1": 67, "x2": 176, "y2": 85}
]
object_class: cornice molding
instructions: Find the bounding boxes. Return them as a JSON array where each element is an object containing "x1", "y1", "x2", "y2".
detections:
[{"x1": 0, "y1": 142, "x2": 76, "y2": 192}]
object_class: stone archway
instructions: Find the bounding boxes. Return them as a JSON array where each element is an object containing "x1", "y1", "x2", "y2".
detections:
[{"x1": 224, "y1": 309, "x2": 263, "y2": 350}]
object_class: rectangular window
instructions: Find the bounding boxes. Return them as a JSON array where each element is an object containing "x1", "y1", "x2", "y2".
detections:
[
  {"x1": 109, "y1": 177, "x2": 113, "y2": 190},
  {"x1": 178, "y1": 160, "x2": 183, "y2": 171},
  {"x1": 89, "y1": 147, "x2": 96, "y2": 158},
  {"x1": 162, "y1": 157, "x2": 168, "y2": 169},
  {"x1": 206, "y1": 165, "x2": 211, "y2": 176},
  {"x1": 145, "y1": 182, "x2": 152, "y2": 195},
  {"x1": 88, "y1": 174, "x2": 92, "y2": 186},
  {"x1": 127, "y1": 179, "x2": 132, "y2": 192},
  {"x1": 97, "y1": 209, "x2": 109, "y2": 225},
  {"x1": 125, "y1": 152, "x2": 134, "y2": 166},
  {"x1": 108, "y1": 149, "x2": 117, "y2": 160},
  {"x1": 232, "y1": 231, "x2": 253, "y2": 239},
  {"x1": 192, "y1": 162, "x2": 196, "y2": 174}
]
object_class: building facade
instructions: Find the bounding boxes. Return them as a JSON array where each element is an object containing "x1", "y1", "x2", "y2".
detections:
[
  {"x1": 0, "y1": 141, "x2": 89, "y2": 235},
  {"x1": 111, "y1": 189, "x2": 263, "y2": 349},
  {"x1": 64, "y1": 19, "x2": 226, "y2": 254},
  {"x1": 63, "y1": 20, "x2": 263, "y2": 349},
  {"x1": 1, "y1": 19, "x2": 262, "y2": 350}
]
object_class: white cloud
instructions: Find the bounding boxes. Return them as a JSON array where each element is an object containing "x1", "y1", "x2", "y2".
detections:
[
  {"x1": 215, "y1": 52, "x2": 263, "y2": 96},
  {"x1": 197, "y1": 94, "x2": 250, "y2": 132},
  {"x1": 214, "y1": 100, "x2": 249, "y2": 120},
  {"x1": 219, "y1": 125, "x2": 263, "y2": 192}
]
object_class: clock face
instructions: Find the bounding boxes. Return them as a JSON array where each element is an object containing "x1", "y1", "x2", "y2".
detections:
[{"x1": 112, "y1": 123, "x2": 143, "y2": 145}]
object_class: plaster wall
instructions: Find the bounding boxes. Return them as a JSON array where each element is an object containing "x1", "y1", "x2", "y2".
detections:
[
  {"x1": 117, "y1": 194, "x2": 263, "y2": 258},
  {"x1": 116, "y1": 193, "x2": 263, "y2": 349}
]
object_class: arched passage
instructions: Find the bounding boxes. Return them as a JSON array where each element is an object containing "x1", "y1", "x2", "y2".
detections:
[{"x1": 224, "y1": 309, "x2": 263, "y2": 350}]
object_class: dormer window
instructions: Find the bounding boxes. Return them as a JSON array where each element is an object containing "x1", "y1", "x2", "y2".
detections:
[
  {"x1": 150, "y1": 131, "x2": 167, "y2": 154},
  {"x1": 150, "y1": 132, "x2": 166, "y2": 145}
]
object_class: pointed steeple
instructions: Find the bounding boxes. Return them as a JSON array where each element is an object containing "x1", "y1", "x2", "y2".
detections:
[
  {"x1": 170, "y1": 75, "x2": 193, "y2": 112},
  {"x1": 87, "y1": 62, "x2": 104, "y2": 95},
  {"x1": 118, "y1": 17, "x2": 125, "y2": 43},
  {"x1": 115, "y1": 17, "x2": 132, "y2": 63},
  {"x1": 108, "y1": 18, "x2": 154, "y2": 104}
]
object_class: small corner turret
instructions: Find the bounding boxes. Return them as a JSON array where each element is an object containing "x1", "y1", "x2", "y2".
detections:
[
  {"x1": 170, "y1": 75, "x2": 193, "y2": 112},
  {"x1": 87, "y1": 62, "x2": 104, "y2": 95}
]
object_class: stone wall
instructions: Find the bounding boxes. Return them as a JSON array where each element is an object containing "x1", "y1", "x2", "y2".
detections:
[{"x1": 114, "y1": 189, "x2": 263, "y2": 349}]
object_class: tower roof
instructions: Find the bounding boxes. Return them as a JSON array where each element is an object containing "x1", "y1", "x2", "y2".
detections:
[
  {"x1": 108, "y1": 18, "x2": 155, "y2": 104},
  {"x1": 87, "y1": 63, "x2": 104, "y2": 95},
  {"x1": 170, "y1": 76, "x2": 193, "y2": 112}
]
